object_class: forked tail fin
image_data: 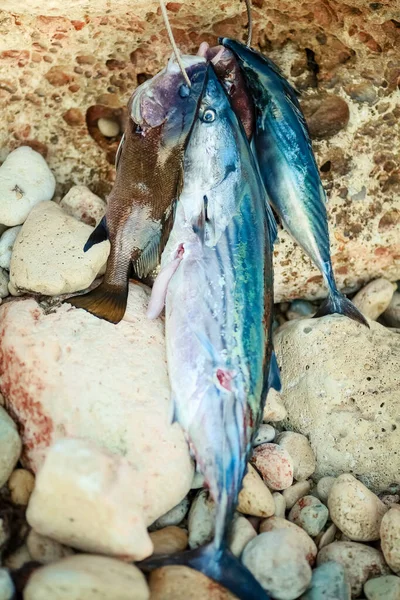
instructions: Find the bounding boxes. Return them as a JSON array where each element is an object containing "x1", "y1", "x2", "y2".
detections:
[
  {"x1": 65, "y1": 282, "x2": 128, "y2": 324},
  {"x1": 314, "y1": 288, "x2": 369, "y2": 328},
  {"x1": 137, "y1": 543, "x2": 270, "y2": 600}
]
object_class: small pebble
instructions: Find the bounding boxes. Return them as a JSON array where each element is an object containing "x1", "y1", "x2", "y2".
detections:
[
  {"x1": 345, "y1": 82, "x2": 377, "y2": 105},
  {"x1": 383, "y1": 291, "x2": 400, "y2": 327},
  {"x1": 0, "y1": 268, "x2": 9, "y2": 298},
  {"x1": 263, "y1": 389, "x2": 287, "y2": 422},
  {"x1": 300, "y1": 561, "x2": 350, "y2": 600},
  {"x1": 0, "y1": 569, "x2": 14, "y2": 600},
  {"x1": 23, "y1": 554, "x2": 149, "y2": 600},
  {"x1": 328, "y1": 474, "x2": 387, "y2": 541},
  {"x1": 352, "y1": 278, "x2": 396, "y2": 320},
  {"x1": 97, "y1": 117, "x2": 120, "y2": 137},
  {"x1": 237, "y1": 463, "x2": 275, "y2": 518},
  {"x1": 150, "y1": 496, "x2": 190, "y2": 531},
  {"x1": 259, "y1": 516, "x2": 317, "y2": 565},
  {"x1": 316, "y1": 523, "x2": 337, "y2": 550},
  {"x1": 0, "y1": 406, "x2": 22, "y2": 488},
  {"x1": 289, "y1": 495, "x2": 329, "y2": 537},
  {"x1": 283, "y1": 481, "x2": 311, "y2": 510},
  {"x1": 0, "y1": 226, "x2": 22, "y2": 270},
  {"x1": 191, "y1": 471, "x2": 204, "y2": 489},
  {"x1": 251, "y1": 443, "x2": 293, "y2": 491},
  {"x1": 228, "y1": 514, "x2": 256, "y2": 557},
  {"x1": 187, "y1": 489, "x2": 215, "y2": 549},
  {"x1": 317, "y1": 477, "x2": 336, "y2": 503},
  {"x1": 286, "y1": 300, "x2": 315, "y2": 321},
  {"x1": 242, "y1": 530, "x2": 312, "y2": 600},
  {"x1": 149, "y1": 526, "x2": 188, "y2": 556},
  {"x1": 272, "y1": 492, "x2": 286, "y2": 518},
  {"x1": 253, "y1": 424, "x2": 275, "y2": 446},
  {"x1": 364, "y1": 575, "x2": 400, "y2": 600},
  {"x1": 276, "y1": 432, "x2": 316, "y2": 481},
  {"x1": 27, "y1": 530, "x2": 74, "y2": 565},
  {"x1": 317, "y1": 541, "x2": 390, "y2": 597},
  {"x1": 148, "y1": 566, "x2": 236, "y2": 599},
  {"x1": 8, "y1": 469, "x2": 35, "y2": 506},
  {"x1": 380, "y1": 505, "x2": 400, "y2": 573}
]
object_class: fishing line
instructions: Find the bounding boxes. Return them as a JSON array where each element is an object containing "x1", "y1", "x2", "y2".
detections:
[
  {"x1": 159, "y1": 0, "x2": 192, "y2": 88},
  {"x1": 243, "y1": 0, "x2": 253, "y2": 47}
]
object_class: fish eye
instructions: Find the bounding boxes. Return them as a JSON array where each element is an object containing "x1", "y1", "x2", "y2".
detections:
[
  {"x1": 202, "y1": 108, "x2": 216, "y2": 123},
  {"x1": 179, "y1": 84, "x2": 190, "y2": 98}
]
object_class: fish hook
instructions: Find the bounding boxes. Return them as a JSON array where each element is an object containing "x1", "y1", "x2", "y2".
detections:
[
  {"x1": 159, "y1": 0, "x2": 192, "y2": 88},
  {"x1": 243, "y1": 0, "x2": 253, "y2": 47}
]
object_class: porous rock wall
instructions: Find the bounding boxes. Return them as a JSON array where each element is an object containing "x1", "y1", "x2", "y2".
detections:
[{"x1": 0, "y1": 0, "x2": 399, "y2": 301}]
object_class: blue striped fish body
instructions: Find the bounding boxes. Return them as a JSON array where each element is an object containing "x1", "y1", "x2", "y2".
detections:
[
  {"x1": 146, "y1": 66, "x2": 275, "y2": 599},
  {"x1": 221, "y1": 39, "x2": 368, "y2": 327}
]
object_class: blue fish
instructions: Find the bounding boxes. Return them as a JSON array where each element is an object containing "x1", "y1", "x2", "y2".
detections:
[
  {"x1": 220, "y1": 38, "x2": 368, "y2": 327},
  {"x1": 142, "y1": 65, "x2": 277, "y2": 600}
]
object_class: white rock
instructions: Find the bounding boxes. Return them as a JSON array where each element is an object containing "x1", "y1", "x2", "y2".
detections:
[
  {"x1": 148, "y1": 566, "x2": 236, "y2": 599},
  {"x1": 191, "y1": 471, "x2": 204, "y2": 489},
  {"x1": 27, "y1": 438, "x2": 153, "y2": 560},
  {"x1": 352, "y1": 278, "x2": 396, "y2": 320},
  {"x1": 276, "y1": 432, "x2": 316, "y2": 481},
  {"x1": 0, "y1": 406, "x2": 21, "y2": 488},
  {"x1": 317, "y1": 523, "x2": 337, "y2": 550},
  {"x1": 23, "y1": 554, "x2": 149, "y2": 600},
  {"x1": 283, "y1": 481, "x2": 311, "y2": 509},
  {"x1": 187, "y1": 489, "x2": 215, "y2": 549},
  {"x1": 9, "y1": 202, "x2": 109, "y2": 295},
  {"x1": 27, "y1": 529, "x2": 74, "y2": 564},
  {"x1": 0, "y1": 269, "x2": 9, "y2": 298},
  {"x1": 380, "y1": 505, "x2": 400, "y2": 573},
  {"x1": 259, "y1": 516, "x2": 317, "y2": 565},
  {"x1": 274, "y1": 316, "x2": 400, "y2": 492},
  {"x1": 228, "y1": 514, "x2": 256, "y2": 557},
  {"x1": 0, "y1": 226, "x2": 21, "y2": 270},
  {"x1": 0, "y1": 147, "x2": 55, "y2": 226},
  {"x1": 317, "y1": 541, "x2": 390, "y2": 597},
  {"x1": 383, "y1": 292, "x2": 400, "y2": 328},
  {"x1": 0, "y1": 569, "x2": 14, "y2": 600},
  {"x1": 0, "y1": 283, "x2": 193, "y2": 534},
  {"x1": 149, "y1": 526, "x2": 188, "y2": 556},
  {"x1": 8, "y1": 468, "x2": 35, "y2": 505},
  {"x1": 60, "y1": 185, "x2": 106, "y2": 227},
  {"x1": 237, "y1": 463, "x2": 275, "y2": 518},
  {"x1": 253, "y1": 424, "x2": 275, "y2": 445},
  {"x1": 273, "y1": 492, "x2": 287, "y2": 518},
  {"x1": 251, "y1": 443, "x2": 294, "y2": 490},
  {"x1": 328, "y1": 474, "x2": 388, "y2": 541},
  {"x1": 98, "y1": 117, "x2": 120, "y2": 137},
  {"x1": 150, "y1": 496, "x2": 190, "y2": 531},
  {"x1": 263, "y1": 389, "x2": 287, "y2": 422},
  {"x1": 242, "y1": 530, "x2": 312, "y2": 600},
  {"x1": 317, "y1": 477, "x2": 336, "y2": 503}
]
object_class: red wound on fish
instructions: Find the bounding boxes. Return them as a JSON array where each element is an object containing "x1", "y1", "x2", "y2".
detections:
[
  {"x1": 216, "y1": 369, "x2": 233, "y2": 391},
  {"x1": 176, "y1": 243, "x2": 185, "y2": 258}
]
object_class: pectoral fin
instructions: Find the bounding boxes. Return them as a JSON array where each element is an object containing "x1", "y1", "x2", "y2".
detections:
[{"x1": 146, "y1": 251, "x2": 183, "y2": 319}]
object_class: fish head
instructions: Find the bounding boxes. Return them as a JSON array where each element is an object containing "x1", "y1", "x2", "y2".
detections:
[{"x1": 129, "y1": 55, "x2": 208, "y2": 149}]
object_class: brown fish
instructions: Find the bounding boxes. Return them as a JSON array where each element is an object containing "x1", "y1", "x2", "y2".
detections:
[
  {"x1": 66, "y1": 56, "x2": 208, "y2": 323},
  {"x1": 197, "y1": 42, "x2": 255, "y2": 140}
]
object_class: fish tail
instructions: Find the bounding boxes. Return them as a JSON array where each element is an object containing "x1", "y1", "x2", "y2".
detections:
[
  {"x1": 314, "y1": 287, "x2": 369, "y2": 328},
  {"x1": 66, "y1": 281, "x2": 128, "y2": 324},
  {"x1": 137, "y1": 542, "x2": 270, "y2": 600}
]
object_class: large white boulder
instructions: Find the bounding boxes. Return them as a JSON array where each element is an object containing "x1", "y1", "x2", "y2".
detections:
[{"x1": 274, "y1": 316, "x2": 400, "y2": 492}]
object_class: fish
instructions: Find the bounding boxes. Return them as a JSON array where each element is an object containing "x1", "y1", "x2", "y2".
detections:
[
  {"x1": 141, "y1": 65, "x2": 278, "y2": 600},
  {"x1": 220, "y1": 38, "x2": 369, "y2": 327},
  {"x1": 65, "y1": 55, "x2": 208, "y2": 324}
]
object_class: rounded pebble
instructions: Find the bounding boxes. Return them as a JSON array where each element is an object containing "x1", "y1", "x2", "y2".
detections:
[
  {"x1": 228, "y1": 514, "x2": 257, "y2": 557},
  {"x1": 383, "y1": 291, "x2": 400, "y2": 328},
  {"x1": 237, "y1": 463, "x2": 275, "y2": 518},
  {"x1": 272, "y1": 492, "x2": 286, "y2": 518},
  {"x1": 148, "y1": 566, "x2": 236, "y2": 599},
  {"x1": 259, "y1": 516, "x2": 317, "y2": 565},
  {"x1": 328, "y1": 474, "x2": 388, "y2": 541},
  {"x1": 352, "y1": 278, "x2": 396, "y2": 320},
  {"x1": 380, "y1": 505, "x2": 400, "y2": 573},
  {"x1": 263, "y1": 389, "x2": 287, "y2": 422},
  {"x1": 150, "y1": 496, "x2": 190, "y2": 531},
  {"x1": 27, "y1": 530, "x2": 74, "y2": 565},
  {"x1": 8, "y1": 469, "x2": 35, "y2": 506},
  {"x1": 242, "y1": 530, "x2": 312, "y2": 600},
  {"x1": 3, "y1": 544, "x2": 31, "y2": 571},
  {"x1": 251, "y1": 443, "x2": 293, "y2": 491},
  {"x1": 0, "y1": 407, "x2": 22, "y2": 488},
  {"x1": 0, "y1": 226, "x2": 22, "y2": 270},
  {"x1": 0, "y1": 569, "x2": 14, "y2": 600},
  {"x1": 0, "y1": 268, "x2": 9, "y2": 299},
  {"x1": 191, "y1": 471, "x2": 204, "y2": 489},
  {"x1": 149, "y1": 526, "x2": 188, "y2": 556},
  {"x1": 97, "y1": 117, "x2": 120, "y2": 137},
  {"x1": 283, "y1": 481, "x2": 311, "y2": 509},
  {"x1": 276, "y1": 432, "x2": 316, "y2": 481},
  {"x1": 317, "y1": 523, "x2": 337, "y2": 550},
  {"x1": 317, "y1": 541, "x2": 390, "y2": 597},
  {"x1": 286, "y1": 300, "x2": 315, "y2": 321},
  {"x1": 289, "y1": 495, "x2": 329, "y2": 537},
  {"x1": 364, "y1": 575, "x2": 400, "y2": 600},
  {"x1": 316, "y1": 477, "x2": 336, "y2": 503},
  {"x1": 300, "y1": 561, "x2": 350, "y2": 600},
  {"x1": 23, "y1": 554, "x2": 149, "y2": 600},
  {"x1": 187, "y1": 489, "x2": 215, "y2": 549},
  {"x1": 253, "y1": 424, "x2": 275, "y2": 446},
  {"x1": 60, "y1": 186, "x2": 106, "y2": 228}
]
